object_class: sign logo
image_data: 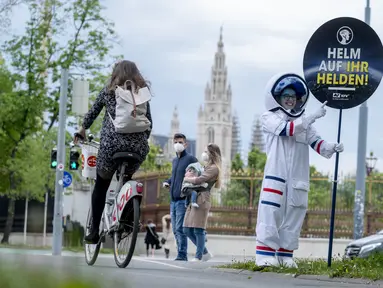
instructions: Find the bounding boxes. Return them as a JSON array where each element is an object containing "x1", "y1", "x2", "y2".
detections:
[
  {"x1": 332, "y1": 92, "x2": 349, "y2": 101},
  {"x1": 87, "y1": 156, "x2": 96, "y2": 168},
  {"x1": 337, "y1": 26, "x2": 353, "y2": 45}
]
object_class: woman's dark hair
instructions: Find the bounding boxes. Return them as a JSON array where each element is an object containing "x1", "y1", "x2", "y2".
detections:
[{"x1": 107, "y1": 60, "x2": 150, "y2": 92}]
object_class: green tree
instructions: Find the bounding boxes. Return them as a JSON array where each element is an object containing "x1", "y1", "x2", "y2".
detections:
[
  {"x1": 0, "y1": 0, "x2": 119, "y2": 243},
  {"x1": 0, "y1": 6, "x2": 48, "y2": 241},
  {"x1": 307, "y1": 165, "x2": 331, "y2": 210},
  {"x1": 222, "y1": 147, "x2": 267, "y2": 207},
  {"x1": 44, "y1": 0, "x2": 120, "y2": 131},
  {"x1": 231, "y1": 153, "x2": 244, "y2": 172},
  {"x1": 7, "y1": 133, "x2": 55, "y2": 201},
  {"x1": 247, "y1": 146, "x2": 267, "y2": 171},
  {"x1": 140, "y1": 144, "x2": 171, "y2": 172}
]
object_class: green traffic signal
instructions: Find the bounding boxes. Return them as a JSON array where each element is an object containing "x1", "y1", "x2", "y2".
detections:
[
  {"x1": 69, "y1": 150, "x2": 80, "y2": 170},
  {"x1": 51, "y1": 149, "x2": 57, "y2": 169}
]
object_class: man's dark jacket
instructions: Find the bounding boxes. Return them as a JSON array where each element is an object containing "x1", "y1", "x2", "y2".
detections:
[{"x1": 165, "y1": 150, "x2": 198, "y2": 201}]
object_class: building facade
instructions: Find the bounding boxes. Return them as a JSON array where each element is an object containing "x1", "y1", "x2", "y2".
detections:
[{"x1": 196, "y1": 28, "x2": 234, "y2": 188}]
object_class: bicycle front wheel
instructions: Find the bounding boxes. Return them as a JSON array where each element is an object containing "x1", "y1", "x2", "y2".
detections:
[
  {"x1": 113, "y1": 197, "x2": 140, "y2": 268},
  {"x1": 84, "y1": 208, "x2": 101, "y2": 266}
]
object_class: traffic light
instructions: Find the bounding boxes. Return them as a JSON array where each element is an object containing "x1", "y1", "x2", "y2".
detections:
[
  {"x1": 50, "y1": 149, "x2": 57, "y2": 169},
  {"x1": 69, "y1": 150, "x2": 80, "y2": 170}
]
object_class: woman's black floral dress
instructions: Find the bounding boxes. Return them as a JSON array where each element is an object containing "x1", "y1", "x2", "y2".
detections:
[{"x1": 82, "y1": 87, "x2": 152, "y2": 178}]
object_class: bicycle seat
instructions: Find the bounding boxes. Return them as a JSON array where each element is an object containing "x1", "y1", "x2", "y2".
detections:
[{"x1": 112, "y1": 152, "x2": 141, "y2": 165}]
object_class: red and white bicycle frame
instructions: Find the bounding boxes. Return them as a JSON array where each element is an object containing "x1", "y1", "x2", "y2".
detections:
[{"x1": 103, "y1": 180, "x2": 143, "y2": 231}]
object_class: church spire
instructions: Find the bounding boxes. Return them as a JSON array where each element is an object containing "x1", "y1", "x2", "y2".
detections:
[
  {"x1": 211, "y1": 26, "x2": 227, "y2": 96},
  {"x1": 218, "y1": 25, "x2": 224, "y2": 52}
]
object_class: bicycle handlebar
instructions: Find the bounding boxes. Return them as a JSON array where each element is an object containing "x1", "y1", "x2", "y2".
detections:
[{"x1": 72, "y1": 133, "x2": 100, "y2": 149}]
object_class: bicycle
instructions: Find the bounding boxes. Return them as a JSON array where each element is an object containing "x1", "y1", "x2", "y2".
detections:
[{"x1": 73, "y1": 133, "x2": 144, "y2": 268}]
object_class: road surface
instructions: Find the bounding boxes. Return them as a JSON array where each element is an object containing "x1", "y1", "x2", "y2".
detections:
[{"x1": 0, "y1": 249, "x2": 380, "y2": 288}]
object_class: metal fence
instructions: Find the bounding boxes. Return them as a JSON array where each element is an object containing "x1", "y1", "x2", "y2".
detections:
[{"x1": 135, "y1": 170, "x2": 383, "y2": 238}]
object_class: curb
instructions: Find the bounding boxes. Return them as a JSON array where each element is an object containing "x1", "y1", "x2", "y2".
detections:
[{"x1": 208, "y1": 267, "x2": 383, "y2": 286}]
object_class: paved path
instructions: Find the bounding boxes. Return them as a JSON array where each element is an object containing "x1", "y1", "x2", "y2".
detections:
[{"x1": 0, "y1": 248, "x2": 380, "y2": 288}]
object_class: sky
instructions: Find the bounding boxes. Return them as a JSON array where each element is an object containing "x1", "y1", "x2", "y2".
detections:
[{"x1": 4, "y1": 0, "x2": 383, "y2": 176}]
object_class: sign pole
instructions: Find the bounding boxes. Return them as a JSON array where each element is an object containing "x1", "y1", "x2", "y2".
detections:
[
  {"x1": 52, "y1": 68, "x2": 69, "y2": 256},
  {"x1": 327, "y1": 108, "x2": 343, "y2": 267}
]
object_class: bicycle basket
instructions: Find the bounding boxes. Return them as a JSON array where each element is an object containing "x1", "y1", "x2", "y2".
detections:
[{"x1": 81, "y1": 144, "x2": 98, "y2": 179}]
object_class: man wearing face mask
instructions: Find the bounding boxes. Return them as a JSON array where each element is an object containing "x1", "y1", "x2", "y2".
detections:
[{"x1": 163, "y1": 133, "x2": 198, "y2": 261}]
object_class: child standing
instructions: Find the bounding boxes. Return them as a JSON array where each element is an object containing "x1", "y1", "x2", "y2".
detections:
[{"x1": 144, "y1": 219, "x2": 160, "y2": 257}]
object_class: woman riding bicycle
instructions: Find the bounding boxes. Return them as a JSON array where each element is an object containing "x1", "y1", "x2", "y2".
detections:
[{"x1": 74, "y1": 60, "x2": 153, "y2": 244}]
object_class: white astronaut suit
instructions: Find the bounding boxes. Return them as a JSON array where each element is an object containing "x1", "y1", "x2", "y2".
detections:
[{"x1": 255, "y1": 72, "x2": 344, "y2": 268}]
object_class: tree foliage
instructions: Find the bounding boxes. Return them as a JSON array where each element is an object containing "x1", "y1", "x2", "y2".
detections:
[
  {"x1": 231, "y1": 153, "x2": 244, "y2": 172},
  {"x1": 222, "y1": 147, "x2": 267, "y2": 207},
  {"x1": 0, "y1": 0, "x2": 120, "y2": 243},
  {"x1": 6, "y1": 132, "x2": 55, "y2": 201},
  {"x1": 140, "y1": 144, "x2": 172, "y2": 172}
]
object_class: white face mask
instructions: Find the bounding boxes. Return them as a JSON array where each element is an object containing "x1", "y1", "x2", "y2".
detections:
[
  {"x1": 174, "y1": 143, "x2": 185, "y2": 153},
  {"x1": 201, "y1": 152, "x2": 209, "y2": 162}
]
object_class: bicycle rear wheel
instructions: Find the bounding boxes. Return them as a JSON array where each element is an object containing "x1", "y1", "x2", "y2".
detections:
[
  {"x1": 84, "y1": 208, "x2": 101, "y2": 266},
  {"x1": 113, "y1": 197, "x2": 140, "y2": 268}
]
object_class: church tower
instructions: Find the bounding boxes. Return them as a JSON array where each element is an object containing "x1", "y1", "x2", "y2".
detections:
[
  {"x1": 249, "y1": 115, "x2": 265, "y2": 152},
  {"x1": 196, "y1": 27, "x2": 233, "y2": 186}
]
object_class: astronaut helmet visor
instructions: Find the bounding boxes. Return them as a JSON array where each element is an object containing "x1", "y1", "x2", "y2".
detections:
[{"x1": 272, "y1": 75, "x2": 309, "y2": 115}]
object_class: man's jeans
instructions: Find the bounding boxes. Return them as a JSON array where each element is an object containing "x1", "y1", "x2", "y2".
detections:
[
  {"x1": 184, "y1": 227, "x2": 208, "y2": 260},
  {"x1": 170, "y1": 200, "x2": 188, "y2": 260}
]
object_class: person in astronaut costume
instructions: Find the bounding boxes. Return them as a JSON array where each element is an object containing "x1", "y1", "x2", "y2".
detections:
[{"x1": 255, "y1": 72, "x2": 344, "y2": 268}]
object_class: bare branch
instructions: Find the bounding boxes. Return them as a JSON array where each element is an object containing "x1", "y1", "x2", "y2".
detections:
[{"x1": 0, "y1": 0, "x2": 23, "y2": 14}]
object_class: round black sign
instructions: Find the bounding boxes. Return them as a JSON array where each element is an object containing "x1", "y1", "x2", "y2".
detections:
[{"x1": 303, "y1": 17, "x2": 383, "y2": 109}]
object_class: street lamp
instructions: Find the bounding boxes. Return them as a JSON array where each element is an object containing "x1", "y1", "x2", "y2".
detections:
[{"x1": 366, "y1": 151, "x2": 378, "y2": 176}]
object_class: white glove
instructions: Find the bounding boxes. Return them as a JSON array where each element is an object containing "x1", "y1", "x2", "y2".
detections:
[
  {"x1": 306, "y1": 105, "x2": 327, "y2": 125},
  {"x1": 320, "y1": 142, "x2": 344, "y2": 159},
  {"x1": 162, "y1": 182, "x2": 169, "y2": 188},
  {"x1": 334, "y1": 143, "x2": 344, "y2": 153}
]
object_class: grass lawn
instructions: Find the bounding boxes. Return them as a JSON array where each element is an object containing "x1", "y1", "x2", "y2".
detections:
[
  {"x1": 0, "y1": 262, "x2": 125, "y2": 288},
  {"x1": 218, "y1": 253, "x2": 383, "y2": 281}
]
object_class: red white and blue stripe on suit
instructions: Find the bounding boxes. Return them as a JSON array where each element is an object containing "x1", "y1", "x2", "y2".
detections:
[
  {"x1": 310, "y1": 138, "x2": 324, "y2": 155},
  {"x1": 260, "y1": 175, "x2": 285, "y2": 208},
  {"x1": 279, "y1": 121, "x2": 294, "y2": 136},
  {"x1": 256, "y1": 246, "x2": 294, "y2": 257},
  {"x1": 276, "y1": 248, "x2": 293, "y2": 258}
]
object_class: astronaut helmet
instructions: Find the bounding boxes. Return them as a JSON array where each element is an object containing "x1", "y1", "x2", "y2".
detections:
[{"x1": 264, "y1": 73, "x2": 310, "y2": 117}]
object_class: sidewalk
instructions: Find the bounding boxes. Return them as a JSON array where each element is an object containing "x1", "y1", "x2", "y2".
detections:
[{"x1": 137, "y1": 253, "x2": 235, "y2": 263}]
